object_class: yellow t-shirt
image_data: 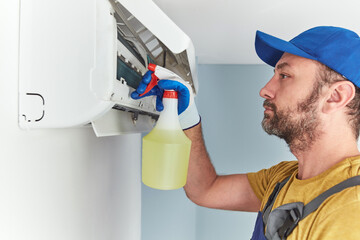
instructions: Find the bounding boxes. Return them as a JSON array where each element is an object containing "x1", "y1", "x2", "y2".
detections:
[{"x1": 247, "y1": 156, "x2": 360, "y2": 239}]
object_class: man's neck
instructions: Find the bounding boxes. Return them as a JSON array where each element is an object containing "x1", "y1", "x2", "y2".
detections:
[{"x1": 291, "y1": 133, "x2": 360, "y2": 180}]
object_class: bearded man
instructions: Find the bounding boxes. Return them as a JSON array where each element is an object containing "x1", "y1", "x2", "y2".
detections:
[{"x1": 132, "y1": 26, "x2": 360, "y2": 239}]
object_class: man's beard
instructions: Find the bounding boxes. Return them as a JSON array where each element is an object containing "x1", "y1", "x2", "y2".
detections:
[{"x1": 261, "y1": 83, "x2": 323, "y2": 153}]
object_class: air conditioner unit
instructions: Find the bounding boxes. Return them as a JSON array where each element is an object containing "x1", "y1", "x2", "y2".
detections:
[{"x1": 18, "y1": 0, "x2": 198, "y2": 136}]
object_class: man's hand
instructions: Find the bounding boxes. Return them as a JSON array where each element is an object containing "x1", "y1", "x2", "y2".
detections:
[{"x1": 131, "y1": 65, "x2": 200, "y2": 130}]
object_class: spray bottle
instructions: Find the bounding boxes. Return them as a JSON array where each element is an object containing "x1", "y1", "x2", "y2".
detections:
[{"x1": 141, "y1": 64, "x2": 192, "y2": 190}]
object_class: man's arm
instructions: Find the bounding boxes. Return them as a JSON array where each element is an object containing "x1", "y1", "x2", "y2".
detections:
[
  {"x1": 130, "y1": 66, "x2": 260, "y2": 211},
  {"x1": 183, "y1": 123, "x2": 261, "y2": 212}
]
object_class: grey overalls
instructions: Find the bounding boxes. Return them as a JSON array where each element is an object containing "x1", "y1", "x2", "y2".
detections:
[{"x1": 250, "y1": 175, "x2": 360, "y2": 240}]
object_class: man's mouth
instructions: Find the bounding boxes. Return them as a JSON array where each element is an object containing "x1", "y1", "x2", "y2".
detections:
[
  {"x1": 264, "y1": 107, "x2": 273, "y2": 113},
  {"x1": 263, "y1": 100, "x2": 276, "y2": 113}
]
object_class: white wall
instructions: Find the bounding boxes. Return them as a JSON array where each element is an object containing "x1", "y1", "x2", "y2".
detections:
[{"x1": 0, "y1": 1, "x2": 141, "y2": 240}]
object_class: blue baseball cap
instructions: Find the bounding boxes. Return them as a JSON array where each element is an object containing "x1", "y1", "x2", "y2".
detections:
[{"x1": 255, "y1": 26, "x2": 360, "y2": 87}]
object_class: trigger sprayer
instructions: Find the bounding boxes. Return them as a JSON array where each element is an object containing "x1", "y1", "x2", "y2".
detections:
[
  {"x1": 141, "y1": 64, "x2": 192, "y2": 190},
  {"x1": 139, "y1": 63, "x2": 158, "y2": 97}
]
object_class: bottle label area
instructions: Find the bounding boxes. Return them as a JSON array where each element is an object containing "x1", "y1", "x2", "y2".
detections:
[{"x1": 142, "y1": 128, "x2": 191, "y2": 190}]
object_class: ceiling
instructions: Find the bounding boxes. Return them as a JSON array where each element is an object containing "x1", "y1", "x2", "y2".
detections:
[{"x1": 153, "y1": 0, "x2": 360, "y2": 65}]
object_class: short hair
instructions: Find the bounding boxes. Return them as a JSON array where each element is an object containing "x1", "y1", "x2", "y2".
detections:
[{"x1": 317, "y1": 64, "x2": 360, "y2": 139}]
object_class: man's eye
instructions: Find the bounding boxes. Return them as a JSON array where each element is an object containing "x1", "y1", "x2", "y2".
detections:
[{"x1": 280, "y1": 74, "x2": 289, "y2": 79}]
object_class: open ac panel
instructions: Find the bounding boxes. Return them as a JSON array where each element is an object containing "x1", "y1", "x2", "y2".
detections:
[{"x1": 18, "y1": 0, "x2": 198, "y2": 136}]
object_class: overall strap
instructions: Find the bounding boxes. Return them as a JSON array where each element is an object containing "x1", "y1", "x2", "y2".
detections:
[
  {"x1": 301, "y1": 175, "x2": 360, "y2": 220},
  {"x1": 262, "y1": 176, "x2": 291, "y2": 226}
]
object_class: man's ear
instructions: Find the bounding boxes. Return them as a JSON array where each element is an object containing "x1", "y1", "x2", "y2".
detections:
[{"x1": 323, "y1": 81, "x2": 356, "y2": 114}]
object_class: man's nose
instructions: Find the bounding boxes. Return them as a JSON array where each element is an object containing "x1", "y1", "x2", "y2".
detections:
[{"x1": 259, "y1": 78, "x2": 276, "y2": 100}]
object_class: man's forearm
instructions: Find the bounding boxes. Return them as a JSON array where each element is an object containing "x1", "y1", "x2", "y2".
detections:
[{"x1": 183, "y1": 123, "x2": 218, "y2": 205}]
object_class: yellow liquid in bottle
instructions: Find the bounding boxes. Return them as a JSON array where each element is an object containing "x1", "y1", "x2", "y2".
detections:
[{"x1": 142, "y1": 128, "x2": 192, "y2": 190}]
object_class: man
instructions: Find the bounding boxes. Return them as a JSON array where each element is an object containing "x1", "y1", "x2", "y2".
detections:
[{"x1": 132, "y1": 26, "x2": 360, "y2": 239}]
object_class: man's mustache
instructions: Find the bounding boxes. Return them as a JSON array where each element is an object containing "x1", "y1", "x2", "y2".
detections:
[{"x1": 263, "y1": 100, "x2": 277, "y2": 112}]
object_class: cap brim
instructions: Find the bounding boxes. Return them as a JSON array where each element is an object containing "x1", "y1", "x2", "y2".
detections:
[{"x1": 255, "y1": 30, "x2": 316, "y2": 67}]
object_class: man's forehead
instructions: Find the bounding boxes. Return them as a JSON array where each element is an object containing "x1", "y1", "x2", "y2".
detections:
[{"x1": 275, "y1": 53, "x2": 318, "y2": 70}]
